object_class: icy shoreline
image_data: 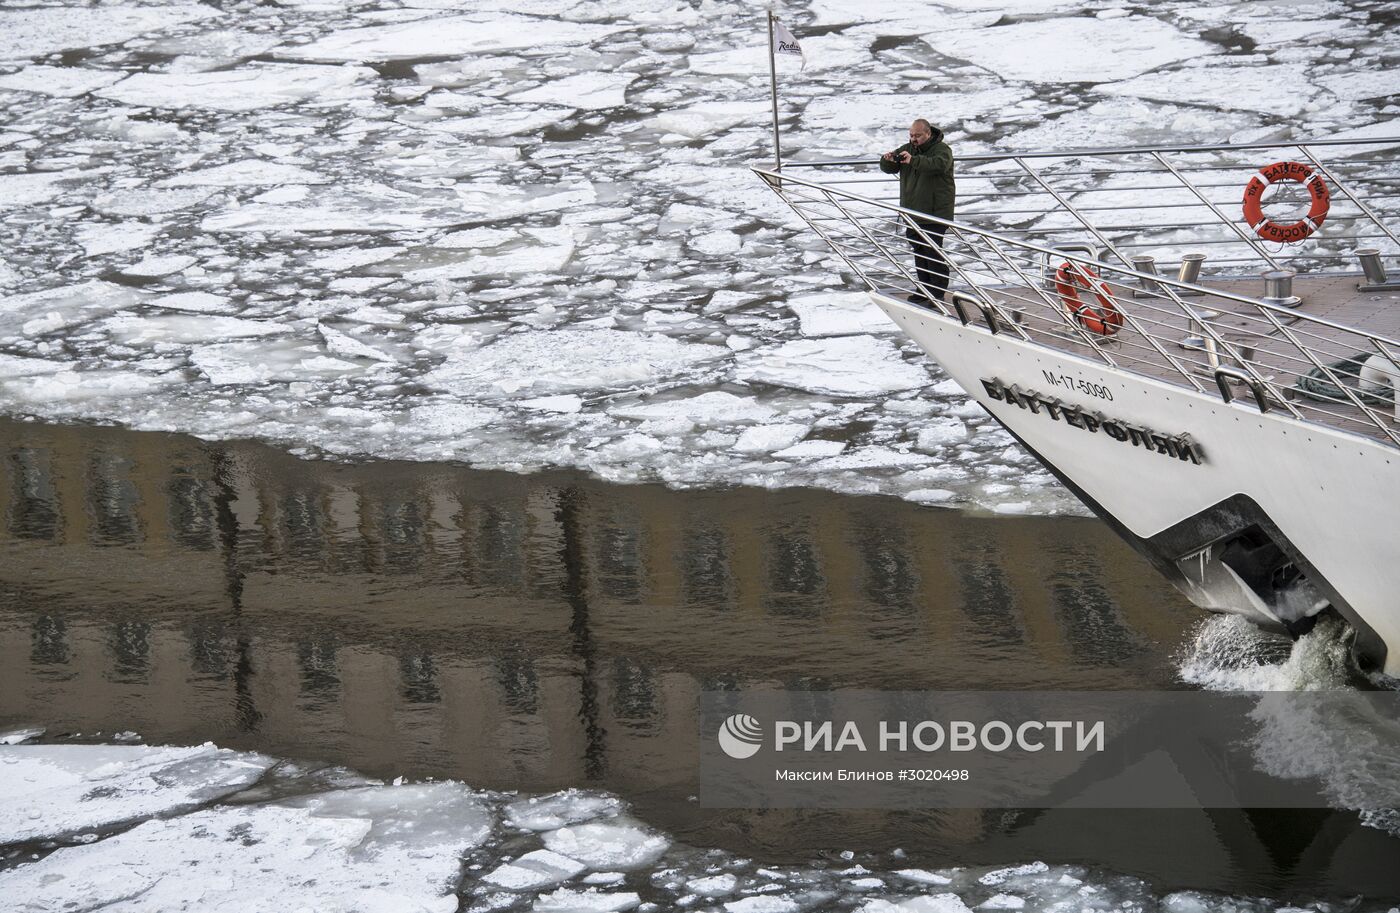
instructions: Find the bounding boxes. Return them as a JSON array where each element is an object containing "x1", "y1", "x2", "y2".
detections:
[{"x1": 1, "y1": 729, "x2": 1385, "y2": 913}]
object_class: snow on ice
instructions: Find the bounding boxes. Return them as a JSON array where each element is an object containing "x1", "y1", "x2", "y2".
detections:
[
  {"x1": 926, "y1": 17, "x2": 1216, "y2": 84},
  {"x1": 0, "y1": 5, "x2": 218, "y2": 59},
  {"x1": 0, "y1": 737, "x2": 1353, "y2": 913},
  {"x1": 273, "y1": 15, "x2": 630, "y2": 63},
  {"x1": 0, "y1": 742, "x2": 274, "y2": 844},
  {"x1": 96, "y1": 63, "x2": 376, "y2": 113},
  {"x1": 0, "y1": 0, "x2": 1391, "y2": 517}
]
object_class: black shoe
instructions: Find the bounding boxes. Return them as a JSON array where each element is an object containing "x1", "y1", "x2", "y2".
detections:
[{"x1": 906, "y1": 293, "x2": 929, "y2": 304}]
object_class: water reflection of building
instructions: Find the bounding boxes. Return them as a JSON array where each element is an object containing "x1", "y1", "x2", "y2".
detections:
[
  {"x1": 4, "y1": 419, "x2": 1392, "y2": 896},
  {"x1": 0, "y1": 419, "x2": 1182, "y2": 770}
]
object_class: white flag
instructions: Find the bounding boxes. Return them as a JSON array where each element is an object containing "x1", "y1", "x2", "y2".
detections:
[{"x1": 774, "y1": 18, "x2": 805, "y2": 68}]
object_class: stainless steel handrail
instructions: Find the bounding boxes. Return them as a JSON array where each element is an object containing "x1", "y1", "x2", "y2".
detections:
[
  {"x1": 755, "y1": 165, "x2": 1400, "y2": 448},
  {"x1": 782, "y1": 135, "x2": 1400, "y2": 168},
  {"x1": 775, "y1": 138, "x2": 1400, "y2": 283}
]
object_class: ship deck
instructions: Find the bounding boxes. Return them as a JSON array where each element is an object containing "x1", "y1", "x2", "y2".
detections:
[
  {"x1": 882, "y1": 274, "x2": 1400, "y2": 447},
  {"x1": 758, "y1": 138, "x2": 1400, "y2": 449}
]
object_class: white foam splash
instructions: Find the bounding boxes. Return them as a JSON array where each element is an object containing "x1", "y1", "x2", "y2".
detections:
[
  {"x1": 1177, "y1": 613, "x2": 1353, "y2": 692},
  {"x1": 1179, "y1": 614, "x2": 1400, "y2": 837}
]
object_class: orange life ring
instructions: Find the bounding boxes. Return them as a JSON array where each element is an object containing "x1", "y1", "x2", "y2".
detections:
[
  {"x1": 1241, "y1": 161, "x2": 1330, "y2": 243},
  {"x1": 1055, "y1": 261, "x2": 1123, "y2": 336}
]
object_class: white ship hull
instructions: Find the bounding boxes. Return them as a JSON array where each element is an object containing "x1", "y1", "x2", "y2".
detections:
[{"x1": 872, "y1": 290, "x2": 1400, "y2": 677}]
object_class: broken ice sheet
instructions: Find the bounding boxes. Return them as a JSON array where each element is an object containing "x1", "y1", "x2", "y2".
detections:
[
  {"x1": 0, "y1": 742, "x2": 275, "y2": 844},
  {"x1": 1099, "y1": 62, "x2": 1322, "y2": 116},
  {"x1": 926, "y1": 17, "x2": 1216, "y2": 83},
  {"x1": 649, "y1": 101, "x2": 772, "y2": 140},
  {"x1": 93, "y1": 187, "x2": 216, "y2": 218},
  {"x1": 0, "y1": 65, "x2": 124, "y2": 98},
  {"x1": 0, "y1": 0, "x2": 1385, "y2": 520},
  {"x1": 104, "y1": 313, "x2": 284, "y2": 345},
  {"x1": 510, "y1": 73, "x2": 638, "y2": 110},
  {"x1": 541, "y1": 818, "x2": 670, "y2": 871},
  {"x1": 156, "y1": 159, "x2": 330, "y2": 188},
  {"x1": 609, "y1": 390, "x2": 779, "y2": 426},
  {"x1": 190, "y1": 339, "x2": 360, "y2": 386},
  {"x1": 95, "y1": 63, "x2": 376, "y2": 112},
  {"x1": 687, "y1": 34, "x2": 872, "y2": 76},
  {"x1": 0, "y1": 280, "x2": 143, "y2": 337},
  {"x1": 406, "y1": 228, "x2": 576, "y2": 282},
  {"x1": 737, "y1": 336, "x2": 932, "y2": 398},
  {"x1": 483, "y1": 849, "x2": 588, "y2": 890},
  {"x1": 0, "y1": 725, "x2": 45, "y2": 745},
  {"x1": 423, "y1": 328, "x2": 727, "y2": 400},
  {"x1": 1, "y1": 781, "x2": 490, "y2": 913},
  {"x1": 0, "y1": 4, "x2": 218, "y2": 59},
  {"x1": 0, "y1": 173, "x2": 72, "y2": 211},
  {"x1": 76, "y1": 221, "x2": 163, "y2": 257},
  {"x1": 504, "y1": 790, "x2": 624, "y2": 831},
  {"x1": 786, "y1": 291, "x2": 898, "y2": 338},
  {"x1": 274, "y1": 14, "x2": 630, "y2": 62}
]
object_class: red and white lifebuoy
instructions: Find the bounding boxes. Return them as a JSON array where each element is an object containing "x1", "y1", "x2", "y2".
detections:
[
  {"x1": 1241, "y1": 161, "x2": 1330, "y2": 243},
  {"x1": 1055, "y1": 261, "x2": 1123, "y2": 336}
]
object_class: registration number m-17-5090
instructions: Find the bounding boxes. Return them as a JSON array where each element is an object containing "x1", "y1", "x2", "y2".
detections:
[{"x1": 1042, "y1": 370, "x2": 1113, "y2": 401}]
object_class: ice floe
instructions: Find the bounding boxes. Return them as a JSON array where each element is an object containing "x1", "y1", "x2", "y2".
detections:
[
  {"x1": 407, "y1": 228, "x2": 576, "y2": 281},
  {"x1": 434, "y1": 329, "x2": 722, "y2": 398},
  {"x1": 121, "y1": 253, "x2": 197, "y2": 277},
  {"x1": 803, "y1": 88, "x2": 1028, "y2": 138},
  {"x1": 0, "y1": 0, "x2": 1387, "y2": 518},
  {"x1": 105, "y1": 313, "x2": 283, "y2": 345},
  {"x1": 1100, "y1": 62, "x2": 1321, "y2": 116},
  {"x1": 0, "y1": 173, "x2": 70, "y2": 210},
  {"x1": 610, "y1": 390, "x2": 778, "y2": 425},
  {"x1": 93, "y1": 187, "x2": 216, "y2": 218},
  {"x1": 0, "y1": 742, "x2": 274, "y2": 844},
  {"x1": 76, "y1": 222, "x2": 163, "y2": 257},
  {"x1": 540, "y1": 819, "x2": 670, "y2": 871},
  {"x1": 1, "y1": 281, "x2": 142, "y2": 337},
  {"x1": 202, "y1": 200, "x2": 459, "y2": 233},
  {"x1": 786, "y1": 291, "x2": 898, "y2": 337},
  {"x1": 927, "y1": 17, "x2": 1216, "y2": 83},
  {"x1": 651, "y1": 101, "x2": 774, "y2": 139},
  {"x1": 0, "y1": 737, "x2": 1387, "y2": 911},
  {"x1": 687, "y1": 34, "x2": 871, "y2": 76},
  {"x1": 0, "y1": 725, "x2": 45, "y2": 744},
  {"x1": 0, "y1": 5, "x2": 218, "y2": 59},
  {"x1": 4, "y1": 780, "x2": 490, "y2": 913},
  {"x1": 151, "y1": 291, "x2": 237, "y2": 313},
  {"x1": 0, "y1": 66, "x2": 124, "y2": 98},
  {"x1": 510, "y1": 73, "x2": 639, "y2": 110},
  {"x1": 275, "y1": 15, "x2": 630, "y2": 62},
  {"x1": 737, "y1": 336, "x2": 931, "y2": 397},
  {"x1": 97, "y1": 64, "x2": 376, "y2": 112},
  {"x1": 156, "y1": 159, "x2": 330, "y2": 188}
]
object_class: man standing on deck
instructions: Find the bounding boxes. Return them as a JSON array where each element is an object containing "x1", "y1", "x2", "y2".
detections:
[{"x1": 880, "y1": 119, "x2": 955, "y2": 305}]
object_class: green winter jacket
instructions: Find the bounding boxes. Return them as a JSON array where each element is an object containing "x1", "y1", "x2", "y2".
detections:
[{"x1": 879, "y1": 128, "x2": 955, "y2": 221}]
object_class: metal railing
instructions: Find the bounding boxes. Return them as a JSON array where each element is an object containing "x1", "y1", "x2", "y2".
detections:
[
  {"x1": 776, "y1": 137, "x2": 1400, "y2": 280},
  {"x1": 755, "y1": 152, "x2": 1400, "y2": 449}
]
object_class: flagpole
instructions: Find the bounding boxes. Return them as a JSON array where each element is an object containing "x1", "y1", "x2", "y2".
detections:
[{"x1": 767, "y1": 9, "x2": 781, "y2": 172}]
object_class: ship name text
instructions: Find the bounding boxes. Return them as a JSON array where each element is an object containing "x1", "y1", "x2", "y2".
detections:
[{"x1": 980, "y1": 377, "x2": 1204, "y2": 465}]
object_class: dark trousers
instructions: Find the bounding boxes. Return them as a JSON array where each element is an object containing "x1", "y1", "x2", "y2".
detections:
[{"x1": 906, "y1": 220, "x2": 949, "y2": 301}]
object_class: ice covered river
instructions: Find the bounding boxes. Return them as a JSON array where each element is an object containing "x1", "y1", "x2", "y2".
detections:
[
  {"x1": 0, "y1": 0, "x2": 1394, "y2": 514},
  {"x1": 3, "y1": 0, "x2": 1399, "y2": 908},
  {"x1": 3, "y1": 419, "x2": 1400, "y2": 909}
]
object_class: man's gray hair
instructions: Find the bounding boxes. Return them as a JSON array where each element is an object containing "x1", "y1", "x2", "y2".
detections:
[{"x1": 913, "y1": 118, "x2": 933, "y2": 131}]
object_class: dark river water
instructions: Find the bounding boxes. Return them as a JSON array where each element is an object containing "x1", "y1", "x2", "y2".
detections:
[{"x1": 2, "y1": 417, "x2": 1397, "y2": 901}]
